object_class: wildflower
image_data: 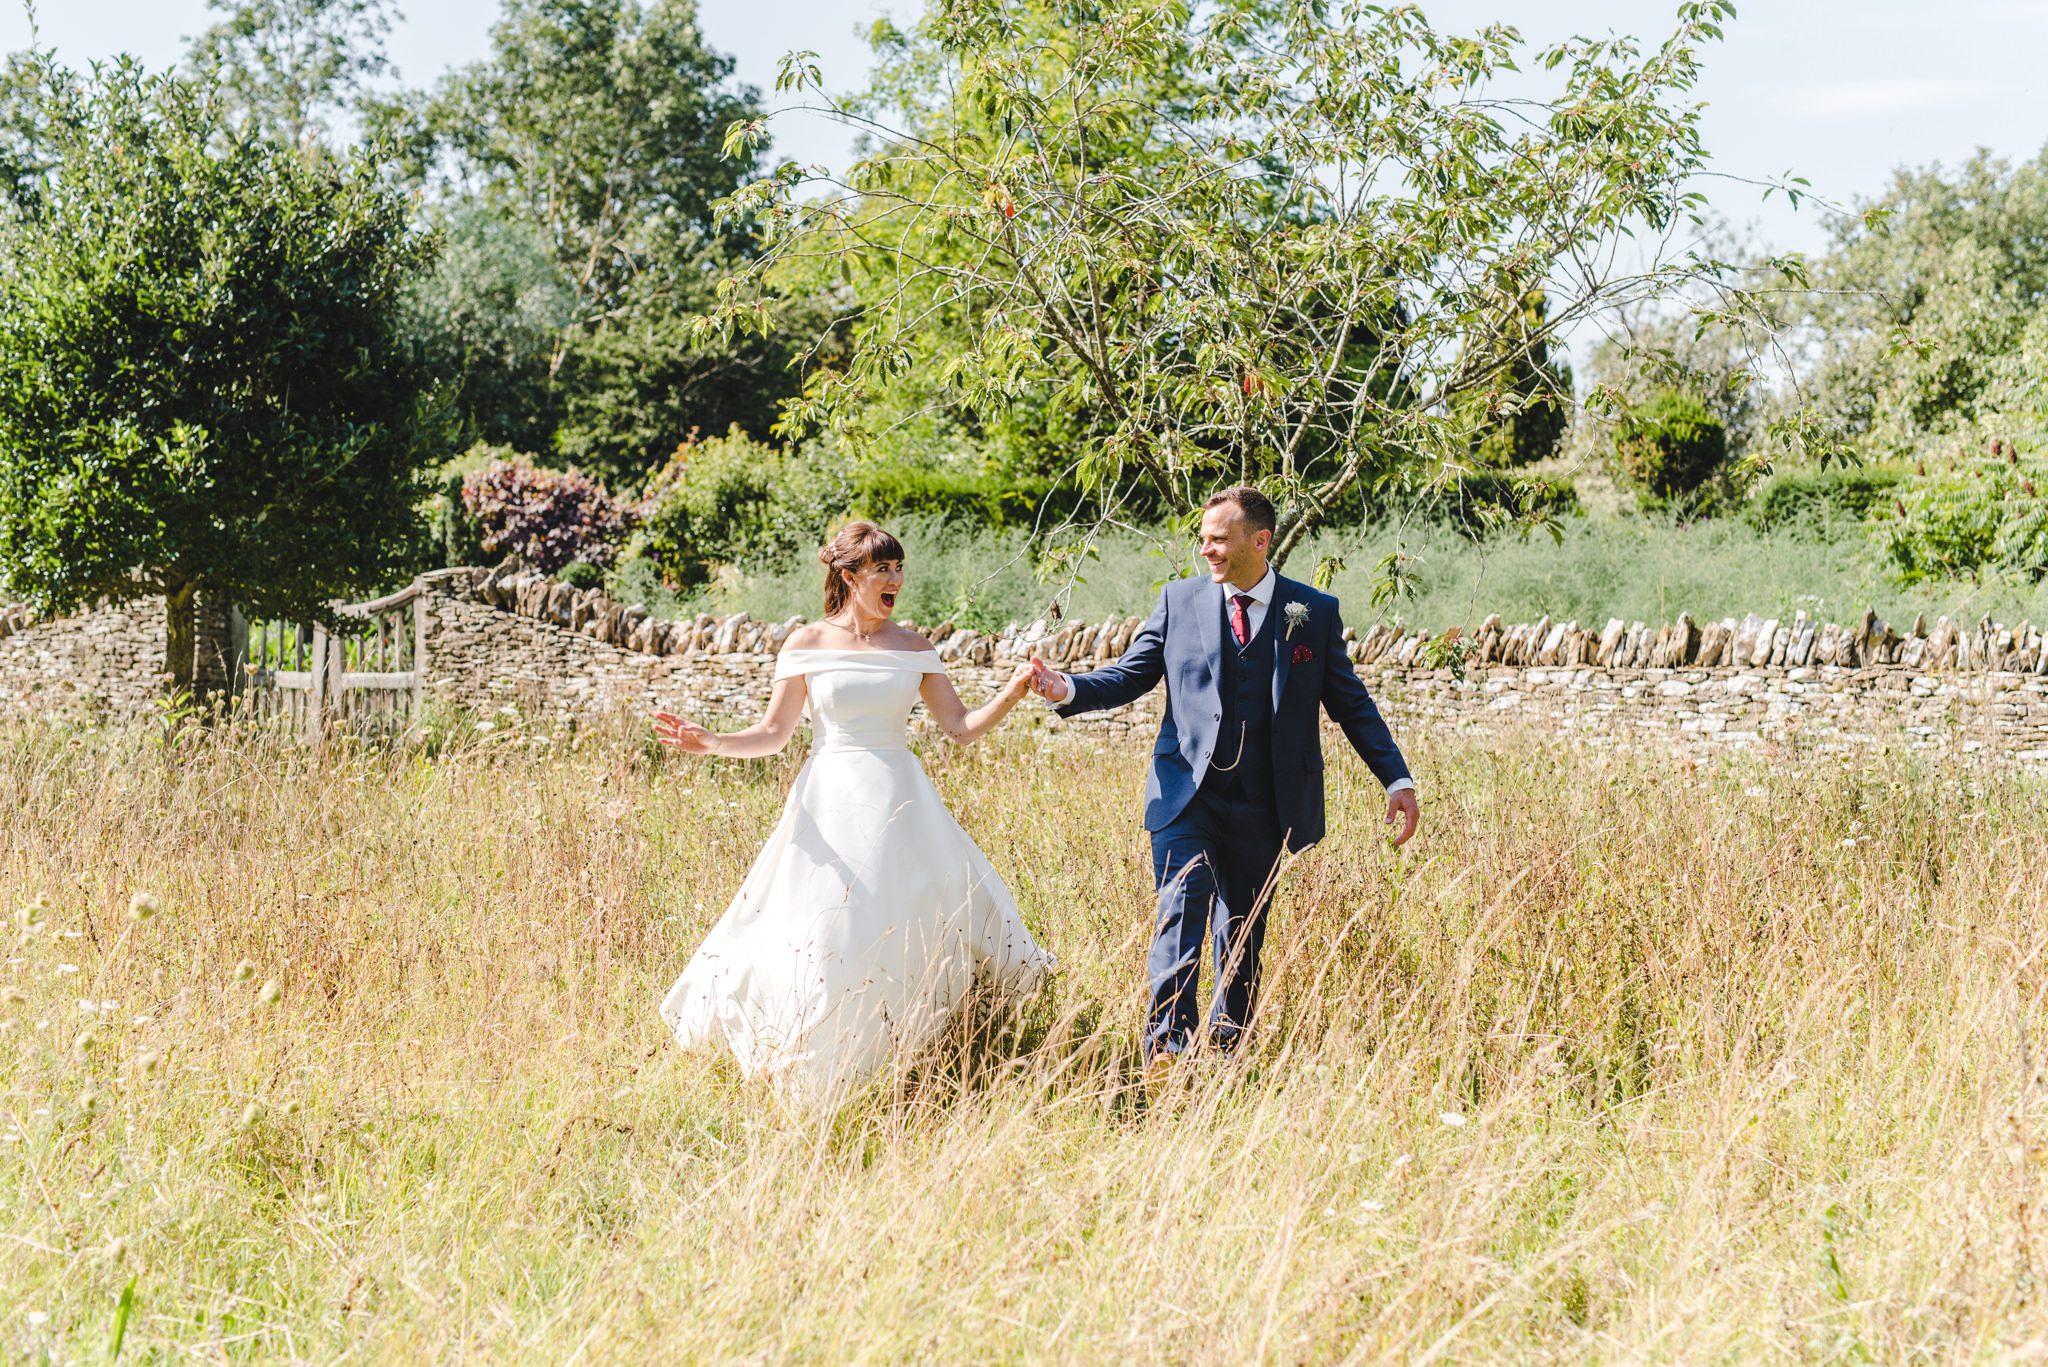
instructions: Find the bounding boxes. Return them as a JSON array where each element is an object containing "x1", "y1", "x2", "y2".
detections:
[
  {"x1": 127, "y1": 892, "x2": 159, "y2": 923},
  {"x1": 256, "y1": 978, "x2": 283, "y2": 1007},
  {"x1": 18, "y1": 896, "x2": 48, "y2": 932},
  {"x1": 1440, "y1": 1111, "x2": 1467, "y2": 1128},
  {"x1": 135, "y1": 1049, "x2": 162, "y2": 1077},
  {"x1": 233, "y1": 959, "x2": 256, "y2": 982},
  {"x1": 75, "y1": 1028, "x2": 97, "y2": 1054},
  {"x1": 238, "y1": 1102, "x2": 265, "y2": 1130}
]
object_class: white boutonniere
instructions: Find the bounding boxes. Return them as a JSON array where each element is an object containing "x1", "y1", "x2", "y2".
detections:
[{"x1": 1283, "y1": 600, "x2": 1311, "y2": 640}]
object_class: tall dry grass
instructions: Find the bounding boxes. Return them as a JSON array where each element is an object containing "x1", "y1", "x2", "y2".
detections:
[{"x1": 4, "y1": 712, "x2": 2048, "y2": 1362}]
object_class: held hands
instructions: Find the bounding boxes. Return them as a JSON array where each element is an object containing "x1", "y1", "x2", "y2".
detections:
[
  {"x1": 1385, "y1": 787, "x2": 1420, "y2": 848},
  {"x1": 1025, "y1": 656, "x2": 1068, "y2": 703},
  {"x1": 652, "y1": 710, "x2": 717, "y2": 755}
]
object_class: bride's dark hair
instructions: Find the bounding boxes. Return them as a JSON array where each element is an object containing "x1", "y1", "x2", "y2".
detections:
[{"x1": 819, "y1": 520, "x2": 906, "y2": 617}]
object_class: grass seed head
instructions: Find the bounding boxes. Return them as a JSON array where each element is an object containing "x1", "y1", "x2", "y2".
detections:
[
  {"x1": 126, "y1": 892, "x2": 159, "y2": 922},
  {"x1": 233, "y1": 959, "x2": 256, "y2": 983},
  {"x1": 256, "y1": 978, "x2": 282, "y2": 1007}
]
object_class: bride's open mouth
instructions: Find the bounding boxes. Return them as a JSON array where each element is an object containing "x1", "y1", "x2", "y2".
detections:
[{"x1": 880, "y1": 592, "x2": 897, "y2": 612}]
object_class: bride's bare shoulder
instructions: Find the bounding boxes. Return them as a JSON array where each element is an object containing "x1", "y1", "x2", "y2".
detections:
[
  {"x1": 782, "y1": 622, "x2": 836, "y2": 650},
  {"x1": 882, "y1": 624, "x2": 938, "y2": 654}
]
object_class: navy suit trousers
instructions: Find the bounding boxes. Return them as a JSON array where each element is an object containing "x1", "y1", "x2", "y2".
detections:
[{"x1": 1146, "y1": 784, "x2": 1287, "y2": 1057}]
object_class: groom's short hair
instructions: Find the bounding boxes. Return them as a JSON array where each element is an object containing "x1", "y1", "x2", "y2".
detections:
[{"x1": 1204, "y1": 486, "x2": 1276, "y2": 535}]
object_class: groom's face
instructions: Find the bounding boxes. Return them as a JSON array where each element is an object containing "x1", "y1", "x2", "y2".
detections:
[{"x1": 1199, "y1": 505, "x2": 1271, "y2": 587}]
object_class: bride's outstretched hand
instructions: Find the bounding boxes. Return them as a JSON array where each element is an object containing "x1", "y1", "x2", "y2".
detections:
[{"x1": 652, "y1": 710, "x2": 716, "y2": 755}]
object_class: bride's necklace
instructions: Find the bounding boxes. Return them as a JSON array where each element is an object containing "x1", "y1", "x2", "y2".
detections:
[{"x1": 830, "y1": 611, "x2": 882, "y2": 644}]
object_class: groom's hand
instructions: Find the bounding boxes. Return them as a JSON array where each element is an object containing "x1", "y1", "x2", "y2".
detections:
[{"x1": 1386, "y1": 787, "x2": 1420, "y2": 847}]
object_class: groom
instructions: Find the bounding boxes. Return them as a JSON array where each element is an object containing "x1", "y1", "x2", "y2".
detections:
[{"x1": 1030, "y1": 487, "x2": 1419, "y2": 1065}]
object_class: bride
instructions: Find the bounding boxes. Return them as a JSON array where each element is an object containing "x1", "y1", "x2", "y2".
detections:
[{"x1": 652, "y1": 521, "x2": 1056, "y2": 1107}]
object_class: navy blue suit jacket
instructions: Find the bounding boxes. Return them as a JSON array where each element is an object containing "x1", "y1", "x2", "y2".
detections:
[{"x1": 1057, "y1": 572, "x2": 1410, "y2": 852}]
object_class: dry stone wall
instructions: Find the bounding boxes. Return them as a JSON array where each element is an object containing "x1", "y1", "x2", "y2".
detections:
[
  {"x1": 5, "y1": 563, "x2": 2048, "y2": 765},
  {"x1": 0, "y1": 599, "x2": 166, "y2": 721}
]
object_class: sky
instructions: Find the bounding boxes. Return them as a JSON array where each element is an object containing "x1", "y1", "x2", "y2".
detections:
[{"x1": 2, "y1": 0, "x2": 2046, "y2": 260}]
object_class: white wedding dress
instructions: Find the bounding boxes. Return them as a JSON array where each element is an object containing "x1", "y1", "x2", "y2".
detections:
[{"x1": 659, "y1": 648, "x2": 1055, "y2": 1106}]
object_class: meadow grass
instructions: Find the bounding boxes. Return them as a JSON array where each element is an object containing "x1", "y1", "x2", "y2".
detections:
[
  {"x1": 628, "y1": 514, "x2": 2048, "y2": 638},
  {"x1": 4, "y1": 715, "x2": 2048, "y2": 1362}
]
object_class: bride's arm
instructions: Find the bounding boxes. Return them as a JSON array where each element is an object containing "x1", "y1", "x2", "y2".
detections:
[
  {"x1": 652, "y1": 676, "x2": 808, "y2": 759},
  {"x1": 920, "y1": 662, "x2": 1035, "y2": 744}
]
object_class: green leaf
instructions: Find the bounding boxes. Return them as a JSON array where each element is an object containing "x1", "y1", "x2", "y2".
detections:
[{"x1": 110, "y1": 1276, "x2": 137, "y2": 1359}]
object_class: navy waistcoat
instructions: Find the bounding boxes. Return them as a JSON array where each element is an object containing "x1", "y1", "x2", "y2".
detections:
[{"x1": 1207, "y1": 594, "x2": 1275, "y2": 801}]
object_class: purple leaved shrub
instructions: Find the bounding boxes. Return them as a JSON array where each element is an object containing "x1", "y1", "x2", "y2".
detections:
[{"x1": 460, "y1": 458, "x2": 637, "y2": 575}]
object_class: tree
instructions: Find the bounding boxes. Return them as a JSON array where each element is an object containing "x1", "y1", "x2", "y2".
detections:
[
  {"x1": 1794, "y1": 148, "x2": 2048, "y2": 458},
  {"x1": 402, "y1": 204, "x2": 578, "y2": 457},
  {"x1": 1612, "y1": 388, "x2": 1727, "y2": 503},
  {"x1": 1466, "y1": 291, "x2": 1572, "y2": 470},
  {"x1": 712, "y1": 0, "x2": 1772, "y2": 567},
  {"x1": 0, "y1": 59, "x2": 443, "y2": 701},
  {"x1": 184, "y1": 0, "x2": 398, "y2": 150},
  {"x1": 381, "y1": 0, "x2": 811, "y2": 484},
  {"x1": 0, "y1": 50, "x2": 65, "y2": 216}
]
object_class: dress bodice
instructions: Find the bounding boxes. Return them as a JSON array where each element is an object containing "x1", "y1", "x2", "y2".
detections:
[{"x1": 772, "y1": 649, "x2": 944, "y2": 753}]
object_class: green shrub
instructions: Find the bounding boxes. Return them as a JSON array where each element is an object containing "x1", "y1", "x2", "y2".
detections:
[
  {"x1": 1613, "y1": 389, "x2": 1728, "y2": 503},
  {"x1": 637, "y1": 428, "x2": 842, "y2": 586},
  {"x1": 1874, "y1": 445, "x2": 2048, "y2": 583},
  {"x1": 1744, "y1": 465, "x2": 1905, "y2": 535},
  {"x1": 433, "y1": 472, "x2": 491, "y2": 568},
  {"x1": 846, "y1": 458, "x2": 1096, "y2": 531},
  {"x1": 637, "y1": 431, "x2": 1129, "y2": 587},
  {"x1": 557, "y1": 561, "x2": 606, "y2": 588}
]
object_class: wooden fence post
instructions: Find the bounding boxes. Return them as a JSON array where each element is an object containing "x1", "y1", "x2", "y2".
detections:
[
  {"x1": 413, "y1": 594, "x2": 427, "y2": 720},
  {"x1": 308, "y1": 623, "x2": 328, "y2": 748}
]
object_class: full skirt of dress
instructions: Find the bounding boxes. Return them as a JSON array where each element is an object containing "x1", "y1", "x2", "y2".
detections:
[{"x1": 659, "y1": 743, "x2": 1053, "y2": 1107}]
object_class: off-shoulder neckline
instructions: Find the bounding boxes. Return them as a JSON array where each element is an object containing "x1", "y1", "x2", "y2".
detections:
[{"x1": 777, "y1": 646, "x2": 937, "y2": 656}]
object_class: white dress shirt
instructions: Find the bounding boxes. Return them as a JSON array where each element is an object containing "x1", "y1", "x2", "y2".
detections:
[{"x1": 1044, "y1": 567, "x2": 1416, "y2": 796}]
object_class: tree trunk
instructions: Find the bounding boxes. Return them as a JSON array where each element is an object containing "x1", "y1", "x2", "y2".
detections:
[
  {"x1": 191, "y1": 588, "x2": 237, "y2": 710},
  {"x1": 163, "y1": 581, "x2": 197, "y2": 700},
  {"x1": 1271, "y1": 500, "x2": 1317, "y2": 570}
]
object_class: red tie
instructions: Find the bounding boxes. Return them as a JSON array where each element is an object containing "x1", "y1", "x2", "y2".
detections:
[{"x1": 1230, "y1": 593, "x2": 1253, "y2": 646}]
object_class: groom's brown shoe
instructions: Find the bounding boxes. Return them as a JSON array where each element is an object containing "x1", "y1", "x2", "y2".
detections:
[{"x1": 1142, "y1": 1049, "x2": 1178, "y2": 1105}]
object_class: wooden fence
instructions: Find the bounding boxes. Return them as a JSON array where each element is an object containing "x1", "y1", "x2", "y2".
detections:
[{"x1": 238, "y1": 584, "x2": 426, "y2": 742}]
